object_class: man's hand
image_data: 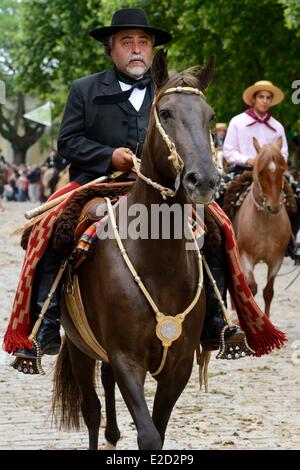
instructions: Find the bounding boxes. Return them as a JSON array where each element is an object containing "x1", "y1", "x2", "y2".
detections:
[
  {"x1": 111, "y1": 147, "x2": 134, "y2": 171},
  {"x1": 245, "y1": 158, "x2": 256, "y2": 167}
]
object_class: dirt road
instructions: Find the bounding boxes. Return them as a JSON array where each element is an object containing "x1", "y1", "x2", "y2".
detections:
[{"x1": 0, "y1": 201, "x2": 299, "y2": 450}]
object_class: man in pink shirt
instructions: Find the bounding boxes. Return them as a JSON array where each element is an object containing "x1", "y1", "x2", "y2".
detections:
[
  {"x1": 224, "y1": 80, "x2": 287, "y2": 170},
  {"x1": 223, "y1": 80, "x2": 300, "y2": 262}
]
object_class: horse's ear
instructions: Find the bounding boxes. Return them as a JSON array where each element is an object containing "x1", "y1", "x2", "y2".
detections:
[
  {"x1": 253, "y1": 137, "x2": 262, "y2": 154},
  {"x1": 276, "y1": 136, "x2": 283, "y2": 149},
  {"x1": 197, "y1": 56, "x2": 215, "y2": 91},
  {"x1": 152, "y1": 49, "x2": 169, "y2": 89}
]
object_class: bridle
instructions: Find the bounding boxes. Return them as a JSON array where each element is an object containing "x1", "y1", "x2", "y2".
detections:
[
  {"x1": 251, "y1": 162, "x2": 284, "y2": 213},
  {"x1": 104, "y1": 87, "x2": 217, "y2": 376},
  {"x1": 132, "y1": 85, "x2": 218, "y2": 200}
]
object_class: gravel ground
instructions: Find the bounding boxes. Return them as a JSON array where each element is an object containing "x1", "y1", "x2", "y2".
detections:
[{"x1": 0, "y1": 201, "x2": 299, "y2": 450}]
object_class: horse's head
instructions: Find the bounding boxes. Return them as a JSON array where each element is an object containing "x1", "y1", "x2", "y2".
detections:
[
  {"x1": 252, "y1": 137, "x2": 287, "y2": 214},
  {"x1": 142, "y1": 50, "x2": 220, "y2": 204}
]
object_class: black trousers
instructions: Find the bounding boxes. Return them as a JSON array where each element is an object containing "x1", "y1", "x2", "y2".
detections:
[
  {"x1": 30, "y1": 240, "x2": 62, "y2": 324},
  {"x1": 201, "y1": 234, "x2": 228, "y2": 338}
]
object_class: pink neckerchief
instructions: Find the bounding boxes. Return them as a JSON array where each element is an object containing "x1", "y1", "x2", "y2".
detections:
[{"x1": 245, "y1": 107, "x2": 276, "y2": 132}]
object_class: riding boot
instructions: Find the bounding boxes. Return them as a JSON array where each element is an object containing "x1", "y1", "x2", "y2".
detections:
[
  {"x1": 286, "y1": 237, "x2": 300, "y2": 265},
  {"x1": 201, "y1": 235, "x2": 250, "y2": 359},
  {"x1": 13, "y1": 241, "x2": 62, "y2": 360},
  {"x1": 288, "y1": 215, "x2": 300, "y2": 265},
  {"x1": 286, "y1": 182, "x2": 300, "y2": 265}
]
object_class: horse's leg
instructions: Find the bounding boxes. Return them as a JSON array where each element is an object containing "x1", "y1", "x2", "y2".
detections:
[
  {"x1": 263, "y1": 261, "x2": 282, "y2": 317},
  {"x1": 241, "y1": 253, "x2": 257, "y2": 296},
  {"x1": 67, "y1": 341, "x2": 101, "y2": 450},
  {"x1": 111, "y1": 356, "x2": 161, "y2": 449},
  {"x1": 101, "y1": 362, "x2": 121, "y2": 449},
  {"x1": 152, "y1": 356, "x2": 194, "y2": 447}
]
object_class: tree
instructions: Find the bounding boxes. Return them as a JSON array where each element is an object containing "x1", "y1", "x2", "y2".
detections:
[
  {"x1": 0, "y1": 0, "x2": 46, "y2": 164},
  {"x1": 16, "y1": 0, "x2": 300, "y2": 164},
  {"x1": 0, "y1": 94, "x2": 45, "y2": 164},
  {"x1": 160, "y1": 0, "x2": 300, "y2": 128},
  {"x1": 18, "y1": 0, "x2": 111, "y2": 111}
]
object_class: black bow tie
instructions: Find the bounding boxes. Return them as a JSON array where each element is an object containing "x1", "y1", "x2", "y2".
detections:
[{"x1": 94, "y1": 71, "x2": 152, "y2": 105}]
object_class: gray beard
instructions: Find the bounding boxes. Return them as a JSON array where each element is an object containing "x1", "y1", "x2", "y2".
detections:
[{"x1": 126, "y1": 64, "x2": 148, "y2": 77}]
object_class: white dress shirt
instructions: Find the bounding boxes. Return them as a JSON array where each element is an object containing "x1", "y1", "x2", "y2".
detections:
[
  {"x1": 119, "y1": 81, "x2": 146, "y2": 112},
  {"x1": 223, "y1": 111, "x2": 288, "y2": 167}
]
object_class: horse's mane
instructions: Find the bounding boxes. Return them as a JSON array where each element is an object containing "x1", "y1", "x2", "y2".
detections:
[{"x1": 255, "y1": 144, "x2": 286, "y2": 174}]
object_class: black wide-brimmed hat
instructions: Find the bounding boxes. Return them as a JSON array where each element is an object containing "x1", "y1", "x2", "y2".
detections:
[{"x1": 90, "y1": 8, "x2": 172, "y2": 47}]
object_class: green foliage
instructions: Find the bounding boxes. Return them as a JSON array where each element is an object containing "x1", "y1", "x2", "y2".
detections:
[
  {"x1": 0, "y1": 0, "x2": 23, "y2": 93},
  {"x1": 2, "y1": 0, "x2": 300, "y2": 150},
  {"x1": 18, "y1": 0, "x2": 108, "y2": 113},
  {"x1": 0, "y1": 0, "x2": 46, "y2": 163},
  {"x1": 279, "y1": 0, "x2": 300, "y2": 31},
  {"x1": 137, "y1": 0, "x2": 300, "y2": 130}
]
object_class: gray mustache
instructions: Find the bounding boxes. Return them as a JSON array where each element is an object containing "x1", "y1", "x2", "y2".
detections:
[{"x1": 126, "y1": 55, "x2": 146, "y2": 66}]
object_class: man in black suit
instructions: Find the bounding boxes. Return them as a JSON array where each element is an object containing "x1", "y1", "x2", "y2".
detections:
[
  {"x1": 57, "y1": 8, "x2": 171, "y2": 185},
  {"x1": 14, "y1": 8, "x2": 172, "y2": 360},
  {"x1": 14, "y1": 8, "x2": 246, "y2": 364}
]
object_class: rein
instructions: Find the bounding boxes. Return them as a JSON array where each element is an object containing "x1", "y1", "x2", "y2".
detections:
[
  {"x1": 251, "y1": 165, "x2": 284, "y2": 213},
  {"x1": 132, "y1": 86, "x2": 218, "y2": 200}
]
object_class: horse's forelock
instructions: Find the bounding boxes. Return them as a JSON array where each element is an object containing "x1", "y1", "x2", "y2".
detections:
[
  {"x1": 148, "y1": 70, "x2": 203, "y2": 140},
  {"x1": 255, "y1": 144, "x2": 286, "y2": 174},
  {"x1": 155, "y1": 69, "x2": 202, "y2": 102}
]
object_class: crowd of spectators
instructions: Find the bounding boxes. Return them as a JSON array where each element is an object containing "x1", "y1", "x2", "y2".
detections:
[{"x1": 0, "y1": 150, "x2": 68, "y2": 203}]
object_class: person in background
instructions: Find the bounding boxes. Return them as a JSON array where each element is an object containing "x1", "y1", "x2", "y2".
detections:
[
  {"x1": 16, "y1": 169, "x2": 29, "y2": 202},
  {"x1": 224, "y1": 80, "x2": 288, "y2": 172},
  {"x1": 223, "y1": 80, "x2": 299, "y2": 262},
  {"x1": 44, "y1": 148, "x2": 68, "y2": 195},
  {"x1": 213, "y1": 122, "x2": 227, "y2": 171}
]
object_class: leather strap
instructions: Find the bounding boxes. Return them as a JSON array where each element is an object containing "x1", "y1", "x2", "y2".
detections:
[{"x1": 64, "y1": 267, "x2": 109, "y2": 362}]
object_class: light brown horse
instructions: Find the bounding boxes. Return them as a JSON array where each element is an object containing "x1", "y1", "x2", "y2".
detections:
[
  {"x1": 233, "y1": 137, "x2": 291, "y2": 317},
  {"x1": 52, "y1": 51, "x2": 220, "y2": 450}
]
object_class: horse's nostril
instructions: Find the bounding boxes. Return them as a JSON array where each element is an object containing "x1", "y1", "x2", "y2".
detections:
[
  {"x1": 187, "y1": 172, "x2": 201, "y2": 186},
  {"x1": 268, "y1": 205, "x2": 279, "y2": 214},
  {"x1": 185, "y1": 171, "x2": 219, "y2": 191}
]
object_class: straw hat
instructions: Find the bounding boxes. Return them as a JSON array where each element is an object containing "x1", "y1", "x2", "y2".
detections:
[
  {"x1": 214, "y1": 122, "x2": 227, "y2": 132},
  {"x1": 243, "y1": 80, "x2": 284, "y2": 106}
]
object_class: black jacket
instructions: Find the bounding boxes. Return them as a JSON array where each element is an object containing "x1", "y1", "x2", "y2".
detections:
[{"x1": 57, "y1": 69, "x2": 155, "y2": 184}]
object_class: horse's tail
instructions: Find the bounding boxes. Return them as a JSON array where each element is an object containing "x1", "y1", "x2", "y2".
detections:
[{"x1": 52, "y1": 338, "x2": 82, "y2": 430}]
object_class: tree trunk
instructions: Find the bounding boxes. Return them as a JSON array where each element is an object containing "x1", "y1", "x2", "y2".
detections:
[
  {"x1": 0, "y1": 94, "x2": 45, "y2": 165},
  {"x1": 12, "y1": 147, "x2": 27, "y2": 165}
]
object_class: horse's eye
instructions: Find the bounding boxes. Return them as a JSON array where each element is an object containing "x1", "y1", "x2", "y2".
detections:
[
  {"x1": 159, "y1": 109, "x2": 172, "y2": 120},
  {"x1": 210, "y1": 113, "x2": 216, "y2": 122}
]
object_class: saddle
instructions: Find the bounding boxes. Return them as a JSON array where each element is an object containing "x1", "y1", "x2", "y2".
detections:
[
  {"x1": 56, "y1": 190, "x2": 224, "y2": 368},
  {"x1": 74, "y1": 197, "x2": 108, "y2": 238}
]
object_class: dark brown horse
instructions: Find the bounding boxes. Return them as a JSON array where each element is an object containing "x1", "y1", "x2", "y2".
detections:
[
  {"x1": 53, "y1": 51, "x2": 220, "y2": 450},
  {"x1": 233, "y1": 137, "x2": 291, "y2": 317}
]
